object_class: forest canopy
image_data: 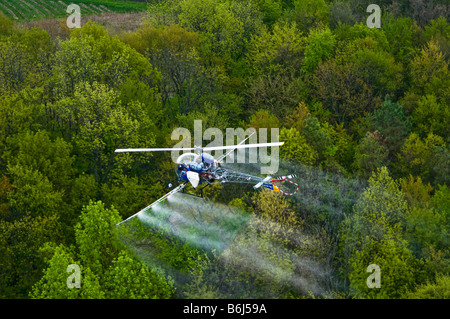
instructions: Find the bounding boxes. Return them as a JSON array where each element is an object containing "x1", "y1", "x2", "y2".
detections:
[{"x1": 0, "y1": 0, "x2": 448, "y2": 300}]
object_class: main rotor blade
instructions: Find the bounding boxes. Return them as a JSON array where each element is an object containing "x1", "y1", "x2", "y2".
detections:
[
  {"x1": 115, "y1": 142, "x2": 284, "y2": 153},
  {"x1": 203, "y1": 142, "x2": 284, "y2": 151},
  {"x1": 115, "y1": 147, "x2": 197, "y2": 153},
  {"x1": 216, "y1": 131, "x2": 256, "y2": 162}
]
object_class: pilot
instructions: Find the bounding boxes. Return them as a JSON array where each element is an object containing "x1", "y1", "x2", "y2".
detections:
[
  {"x1": 177, "y1": 164, "x2": 188, "y2": 181},
  {"x1": 188, "y1": 161, "x2": 203, "y2": 173}
]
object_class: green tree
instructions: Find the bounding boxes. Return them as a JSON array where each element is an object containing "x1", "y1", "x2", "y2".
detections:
[
  {"x1": 353, "y1": 131, "x2": 389, "y2": 179},
  {"x1": 246, "y1": 72, "x2": 305, "y2": 119},
  {"x1": 348, "y1": 234, "x2": 424, "y2": 299},
  {"x1": 5, "y1": 130, "x2": 74, "y2": 189},
  {"x1": 247, "y1": 22, "x2": 305, "y2": 75},
  {"x1": 254, "y1": 0, "x2": 283, "y2": 27},
  {"x1": 311, "y1": 58, "x2": 380, "y2": 125},
  {"x1": 247, "y1": 109, "x2": 280, "y2": 131},
  {"x1": 302, "y1": 27, "x2": 336, "y2": 75},
  {"x1": 333, "y1": 22, "x2": 389, "y2": 51},
  {"x1": 422, "y1": 16, "x2": 449, "y2": 61},
  {"x1": 405, "y1": 206, "x2": 448, "y2": 258},
  {"x1": 121, "y1": 23, "x2": 220, "y2": 116},
  {"x1": 403, "y1": 274, "x2": 450, "y2": 299},
  {"x1": 0, "y1": 40, "x2": 31, "y2": 93},
  {"x1": 384, "y1": 17, "x2": 416, "y2": 65},
  {"x1": 355, "y1": 167, "x2": 409, "y2": 227},
  {"x1": 178, "y1": 0, "x2": 262, "y2": 60},
  {"x1": 0, "y1": 13, "x2": 15, "y2": 37},
  {"x1": 101, "y1": 175, "x2": 150, "y2": 220},
  {"x1": 74, "y1": 201, "x2": 122, "y2": 275},
  {"x1": 302, "y1": 116, "x2": 337, "y2": 167},
  {"x1": 251, "y1": 188, "x2": 303, "y2": 246},
  {"x1": 396, "y1": 132, "x2": 446, "y2": 183},
  {"x1": 0, "y1": 214, "x2": 62, "y2": 298},
  {"x1": 327, "y1": 122, "x2": 355, "y2": 171},
  {"x1": 400, "y1": 175, "x2": 433, "y2": 208},
  {"x1": 412, "y1": 94, "x2": 450, "y2": 138},
  {"x1": 410, "y1": 39, "x2": 449, "y2": 103},
  {"x1": 30, "y1": 245, "x2": 104, "y2": 299},
  {"x1": 6, "y1": 164, "x2": 64, "y2": 218},
  {"x1": 0, "y1": 175, "x2": 11, "y2": 219},
  {"x1": 369, "y1": 96, "x2": 412, "y2": 159},
  {"x1": 329, "y1": 1, "x2": 355, "y2": 29},
  {"x1": 48, "y1": 81, "x2": 155, "y2": 183},
  {"x1": 52, "y1": 22, "x2": 160, "y2": 97},
  {"x1": 103, "y1": 251, "x2": 174, "y2": 299},
  {"x1": 68, "y1": 174, "x2": 98, "y2": 220},
  {"x1": 0, "y1": 95, "x2": 43, "y2": 161},
  {"x1": 291, "y1": 0, "x2": 329, "y2": 31},
  {"x1": 339, "y1": 167, "x2": 413, "y2": 291},
  {"x1": 279, "y1": 127, "x2": 317, "y2": 165}
]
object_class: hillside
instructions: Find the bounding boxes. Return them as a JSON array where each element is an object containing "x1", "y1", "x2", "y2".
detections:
[
  {"x1": 0, "y1": 0, "x2": 448, "y2": 304},
  {"x1": 0, "y1": 0, "x2": 147, "y2": 20}
]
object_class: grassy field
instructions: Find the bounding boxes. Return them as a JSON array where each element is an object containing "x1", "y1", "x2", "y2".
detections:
[{"x1": 0, "y1": 0, "x2": 149, "y2": 21}]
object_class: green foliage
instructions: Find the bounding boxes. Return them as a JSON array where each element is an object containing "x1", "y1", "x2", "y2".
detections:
[
  {"x1": 0, "y1": 40, "x2": 31, "y2": 93},
  {"x1": 412, "y1": 94, "x2": 450, "y2": 138},
  {"x1": 384, "y1": 17, "x2": 416, "y2": 64},
  {"x1": 353, "y1": 131, "x2": 389, "y2": 178},
  {"x1": 356, "y1": 167, "x2": 409, "y2": 227},
  {"x1": 0, "y1": 214, "x2": 62, "y2": 298},
  {"x1": 74, "y1": 201, "x2": 122, "y2": 275},
  {"x1": 405, "y1": 206, "x2": 448, "y2": 257},
  {"x1": 311, "y1": 44, "x2": 400, "y2": 124},
  {"x1": 369, "y1": 96, "x2": 412, "y2": 158},
  {"x1": 302, "y1": 116, "x2": 337, "y2": 166},
  {"x1": 397, "y1": 132, "x2": 446, "y2": 184},
  {"x1": 104, "y1": 251, "x2": 174, "y2": 299},
  {"x1": 0, "y1": 1, "x2": 448, "y2": 300},
  {"x1": 333, "y1": 22, "x2": 389, "y2": 50},
  {"x1": 7, "y1": 164, "x2": 64, "y2": 218},
  {"x1": 400, "y1": 175, "x2": 433, "y2": 208},
  {"x1": 327, "y1": 122, "x2": 355, "y2": 171},
  {"x1": 5, "y1": 130, "x2": 74, "y2": 189},
  {"x1": 0, "y1": 13, "x2": 14, "y2": 36},
  {"x1": 30, "y1": 201, "x2": 175, "y2": 299},
  {"x1": 248, "y1": 109, "x2": 280, "y2": 131},
  {"x1": 279, "y1": 127, "x2": 317, "y2": 165},
  {"x1": 432, "y1": 185, "x2": 450, "y2": 218},
  {"x1": 68, "y1": 174, "x2": 98, "y2": 222},
  {"x1": 339, "y1": 167, "x2": 415, "y2": 293},
  {"x1": 403, "y1": 274, "x2": 450, "y2": 299},
  {"x1": 247, "y1": 22, "x2": 305, "y2": 75},
  {"x1": 302, "y1": 27, "x2": 336, "y2": 75},
  {"x1": 348, "y1": 234, "x2": 424, "y2": 299},
  {"x1": 101, "y1": 175, "x2": 152, "y2": 219},
  {"x1": 30, "y1": 245, "x2": 104, "y2": 299},
  {"x1": 52, "y1": 22, "x2": 160, "y2": 96},
  {"x1": 253, "y1": 0, "x2": 283, "y2": 27},
  {"x1": 178, "y1": 0, "x2": 263, "y2": 59},
  {"x1": 251, "y1": 188, "x2": 303, "y2": 246},
  {"x1": 47, "y1": 81, "x2": 156, "y2": 183},
  {"x1": 246, "y1": 72, "x2": 305, "y2": 119},
  {"x1": 329, "y1": 1, "x2": 355, "y2": 29},
  {"x1": 291, "y1": 0, "x2": 329, "y2": 31},
  {"x1": 422, "y1": 16, "x2": 450, "y2": 58},
  {"x1": 409, "y1": 39, "x2": 449, "y2": 103}
]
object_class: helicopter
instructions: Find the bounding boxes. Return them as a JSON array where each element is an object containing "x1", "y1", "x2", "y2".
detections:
[{"x1": 114, "y1": 132, "x2": 298, "y2": 225}]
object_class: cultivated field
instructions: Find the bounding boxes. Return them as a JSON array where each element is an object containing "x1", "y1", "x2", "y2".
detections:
[{"x1": 0, "y1": 0, "x2": 147, "y2": 20}]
